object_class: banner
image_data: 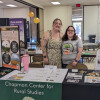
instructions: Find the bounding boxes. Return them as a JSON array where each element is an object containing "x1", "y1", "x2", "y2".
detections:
[{"x1": 0, "y1": 80, "x2": 62, "y2": 100}]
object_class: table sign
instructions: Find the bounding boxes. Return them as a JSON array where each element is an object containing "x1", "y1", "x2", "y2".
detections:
[
  {"x1": 0, "y1": 80, "x2": 61, "y2": 100},
  {"x1": 72, "y1": 69, "x2": 78, "y2": 72}
]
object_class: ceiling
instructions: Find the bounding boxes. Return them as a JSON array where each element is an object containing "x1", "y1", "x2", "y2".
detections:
[
  {"x1": 0, "y1": 0, "x2": 28, "y2": 8},
  {"x1": 30, "y1": 0, "x2": 100, "y2": 7},
  {"x1": 1, "y1": 0, "x2": 100, "y2": 20},
  {"x1": 0, "y1": 0, "x2": 100, "y2": 9}
]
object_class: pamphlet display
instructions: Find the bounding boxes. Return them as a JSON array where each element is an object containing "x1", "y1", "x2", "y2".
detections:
[{"x1": 0, "y1": 26, "x2": 20, "y2": 70}]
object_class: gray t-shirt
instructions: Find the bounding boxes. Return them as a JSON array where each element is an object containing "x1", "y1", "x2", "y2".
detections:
[{"x1": 62, "y1": 38, "x2": 83, "y2": 64}]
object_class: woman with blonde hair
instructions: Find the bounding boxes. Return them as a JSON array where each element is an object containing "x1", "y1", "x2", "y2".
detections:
[{"x1": 41, "y1": 18, "x2": 63, "y2": 68}]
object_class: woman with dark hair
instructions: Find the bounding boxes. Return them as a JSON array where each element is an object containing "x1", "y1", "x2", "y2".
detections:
[
  {"x1": 41, "y1": 18, "x2": 63, "y2": 68},
  {"x1": 62, "y1": 25, "x2": 83, "y2": 68}
]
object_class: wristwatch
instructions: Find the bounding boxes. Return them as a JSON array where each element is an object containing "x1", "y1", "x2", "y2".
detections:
[
  {"x1": 43, "y1": 56, "x2": 47, "y2": 58},
  {"x1": 74, "y1": 59, "x2": 78, "y2": 62}
]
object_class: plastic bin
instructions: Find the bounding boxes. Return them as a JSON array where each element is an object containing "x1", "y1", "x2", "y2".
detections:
[{"x1": 88, "y1": 35, "x2": 96, "y2": 43}]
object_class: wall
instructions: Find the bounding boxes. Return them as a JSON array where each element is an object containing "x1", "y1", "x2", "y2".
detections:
[
  {"x1": 2, "y1": 7, "x2": 30, "y2": 21},
  {"x1": 0, "y1": 8, "x2": 3, "y2": 18},
  {"x1": 84, "y1": 6, "x2": 99, "y2": 41},
  {"x1": 44, "y1": 6, "x2": 72, "y2": 34},
  {"x1": 0, "y1": 5, "x2": 72, "y2": 41}
]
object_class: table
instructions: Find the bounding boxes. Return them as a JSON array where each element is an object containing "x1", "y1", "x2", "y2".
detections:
[
  {"x1": 81, "y1": 50, "x2": 96, "y2": 63},
  {"x1": 0, "y1": 68, "x2": 67, "y2": 100},
  {"x1": 81, "y1": 54, "x2": 96, "y2": 63},
  {"x1": 62, "y1": 69, "x2": 100, "y2": 100},
  {"x1": 20, "y1": 51, "x2": 43, "y2": 63},
  {"x1": 1, "y1": 68, "x2": 100, "y2": 100},
  {"x1": 83, "y1": 43, "x2": 98, "y2": 51}
]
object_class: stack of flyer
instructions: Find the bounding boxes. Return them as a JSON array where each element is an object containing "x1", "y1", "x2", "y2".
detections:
[
  {"x1": 66, "y1": 72, "x2": 83, "y2": 83},
  {"x1": 84, "y1": 71, "x2": 100, "y2": 83}
]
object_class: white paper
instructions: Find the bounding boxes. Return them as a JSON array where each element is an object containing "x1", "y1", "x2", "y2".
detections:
[
  {"x1": 72, "y1": 69, "x2": 78, "y2": 72},
  {"x1": 36, "y1": 50, "x2": 42, "y2": 54},
  {"x1": 44, "y1": 65, "x2": 57, "y2": 69},
  {"x1": 84, "y1": 76, "x2": 100, "y2": 83},
  {"x1": 1, "y1": 68, "x2": 68, "y2": 83}
]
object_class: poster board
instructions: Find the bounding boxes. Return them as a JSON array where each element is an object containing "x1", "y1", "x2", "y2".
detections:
[
  {"x1": 9, "y1": 18, "x2": 26, "y2": 49},
  {"x1": 0, "y1": 26, "x2": 21, "y2": 70}
]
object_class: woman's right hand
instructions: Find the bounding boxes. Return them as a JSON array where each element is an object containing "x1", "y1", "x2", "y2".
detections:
[{"x1": 44, "y1": 57, "x2": 49, "y2": 65}]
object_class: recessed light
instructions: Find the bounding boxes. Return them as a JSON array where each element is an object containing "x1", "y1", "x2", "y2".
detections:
[
  {"x1": 0, "y1": 1, "x2": 3, "y2": 3},
  {"x1": 51, "y1": 2, "x2": 60, "y2": 5},
  {"x1": 6, "y1": 4, "x2": 17, "y2": 7}
]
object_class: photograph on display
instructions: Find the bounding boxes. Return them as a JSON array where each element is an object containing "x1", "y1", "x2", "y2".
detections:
[{"x1": 0, "y1": 26, "x2": 20, "y2": 70}]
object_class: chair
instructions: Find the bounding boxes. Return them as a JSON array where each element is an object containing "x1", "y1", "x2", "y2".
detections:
[
  {"x1": 29, "y1": 54, "x2": 44, "y2": 68},
  {"x1": 66, "y1": 63, "x2": 88, "y2": 70}
]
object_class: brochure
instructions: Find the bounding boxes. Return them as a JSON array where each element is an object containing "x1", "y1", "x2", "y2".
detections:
[{"x1": 66, "y1": 72, "x2": 83, "y2": 83}]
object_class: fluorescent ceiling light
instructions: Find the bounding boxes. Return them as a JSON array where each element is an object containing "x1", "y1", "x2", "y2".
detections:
[
  {"x1": 0, "y1": 1, "x2": 3, "y2": 3},
  {"x1": 6, "y1": 4, "x2": 17, "y2": 7},
  {"x1": 51, "y1": 2, "x2": 60, "y2": 5}
]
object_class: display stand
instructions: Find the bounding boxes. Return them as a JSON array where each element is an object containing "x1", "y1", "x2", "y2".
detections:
[{"x1": 0, "y1": 26, "x2": 21, "y2": 77}]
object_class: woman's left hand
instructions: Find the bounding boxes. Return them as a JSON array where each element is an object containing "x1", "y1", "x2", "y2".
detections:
[{"x1": 72, "y1": 61, "x2": 77, "y2": 66}]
